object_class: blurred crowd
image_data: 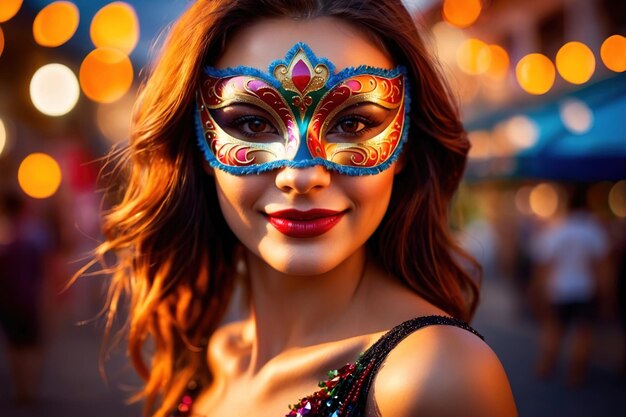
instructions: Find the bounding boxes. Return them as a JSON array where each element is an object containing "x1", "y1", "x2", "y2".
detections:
[{"x1": 459, "y1": 181, "x2": 626, "y2": 388}]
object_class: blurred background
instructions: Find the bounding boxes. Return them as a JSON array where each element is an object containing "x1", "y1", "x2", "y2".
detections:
[{"x1": 0, "y1": 0, "x2": 624, "y2": 416}]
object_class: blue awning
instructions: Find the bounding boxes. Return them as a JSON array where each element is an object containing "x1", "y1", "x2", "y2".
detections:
[{"x1": 465, "y1": 72, "x2": 626, "y2": 181}]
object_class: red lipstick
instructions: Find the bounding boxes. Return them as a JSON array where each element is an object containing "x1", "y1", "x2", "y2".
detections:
[{"x1": 266, "y1": 209, "x2": 345, "y2": 238}]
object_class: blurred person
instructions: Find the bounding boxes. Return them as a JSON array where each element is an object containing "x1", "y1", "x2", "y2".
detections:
[
  {"x1": 531, "y1": 185, "x2": 609, "y2": 386},
  {"x1": 614, "y1": 218, "x2": 626, "y2": 376},
  {"x1": 0, "y1": 190, "x2": 50, "y2": 405}
]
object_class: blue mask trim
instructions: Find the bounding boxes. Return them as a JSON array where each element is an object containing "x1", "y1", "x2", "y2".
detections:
[{"x1": 195, "y1": 42, "x2": 412, "y2": 176}]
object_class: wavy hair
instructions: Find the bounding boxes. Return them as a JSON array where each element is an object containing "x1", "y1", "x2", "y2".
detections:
[{"x1": 94, "y1": 1, "x2": 479, "y2": 416}]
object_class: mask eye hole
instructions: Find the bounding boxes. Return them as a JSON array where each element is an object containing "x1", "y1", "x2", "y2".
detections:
[
  {"x1": 211, "y1": 104, "x2": 284, "y2": 143},
  {"x1": 325, "y1": 103, "x2": 396, "y2": 143}
]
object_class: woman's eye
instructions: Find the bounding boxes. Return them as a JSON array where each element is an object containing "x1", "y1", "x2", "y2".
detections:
[
  {"x1": 235, "y1": 115, "x2": 278, "y2": 135},
  {"x1": 337, "y1": 118, "x2": 366, "y2": 134},
  {"x1": 329, "y1": 116, "x2": 374, "y2": 137}
]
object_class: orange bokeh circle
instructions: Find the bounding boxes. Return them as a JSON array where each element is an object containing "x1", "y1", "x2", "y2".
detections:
[
  {"x1": 33, "y1": 1, "x2": 80, "y2": 47},
  {"x1": 79, "y1": 47, "x2": 133, "y2": 103}
]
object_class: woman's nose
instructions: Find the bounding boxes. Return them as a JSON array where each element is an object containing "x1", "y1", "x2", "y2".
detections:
[{"x1": 274, "y1": 164, "x2": 331, "y2": 194}]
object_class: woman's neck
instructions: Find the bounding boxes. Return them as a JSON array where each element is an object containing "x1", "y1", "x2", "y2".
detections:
[{"x1": 242, "y1": 246, "x2": 369, "y2": 373}]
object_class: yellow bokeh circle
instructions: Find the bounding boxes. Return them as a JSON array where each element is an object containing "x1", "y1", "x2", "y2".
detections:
[
  {"x1": 0, "y1": 26, "x2": 4, "y2": 57},
  {"x1": 556, "y1": 41, "x2": 595, "y2": 84},
  {"x1": 0, "y1": 0, "x2": 23, "y2": 22},
  {"x1": 90, "y1": 2, "x2": 139, "y2": 55},
  {"x1": 609, "y1": 181, "x2": 626, "y2": 218},
  {"x1": 18, "y1": 153, "x2": 62, "y2": 199},
  {"x1": 456, "y1": 38, "x2": 491, "y2": 75},
  {"x1": 516, "y1": 53, "x2": 555, "y2": 95},
  {"x1": 80, "y1": 47, "x2": 133, "y2": 103},
  {"x1": 0, "y1": 118, "x2": 7, "y2": 156},
  {"x1": 530, "y1": 183, "x2": 560, "y2": 218},
  {"x1": 33, "y1": 1, "x2": 79, "y2": 47},
  {"x1": 601, "y1": 35, "x2": 626, "y2": 73},
  {"x1": 442, "y1": 0, "x2": 482, "y2": 28},
  {"x1": 485, "y1": 44, "x2": 509, "y2": 80}
]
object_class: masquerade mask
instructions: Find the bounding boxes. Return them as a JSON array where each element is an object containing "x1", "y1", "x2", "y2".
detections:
[{"x1": 195, "y1": 42, "x2": 411, "y2": 176}]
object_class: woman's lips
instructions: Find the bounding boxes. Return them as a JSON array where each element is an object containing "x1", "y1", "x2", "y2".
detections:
[{"x1": 265, "y1": 209, "x2": 346, "y2": 238}]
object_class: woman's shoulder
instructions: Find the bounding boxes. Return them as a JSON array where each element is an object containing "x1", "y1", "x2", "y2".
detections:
[{"x1": 370, "y1": 319, "x2": 518, "y2": 417}]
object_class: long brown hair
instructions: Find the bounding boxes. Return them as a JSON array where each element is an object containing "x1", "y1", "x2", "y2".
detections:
[{"x1": 95, "y1": 1, "x2": 479, "y2": 415}]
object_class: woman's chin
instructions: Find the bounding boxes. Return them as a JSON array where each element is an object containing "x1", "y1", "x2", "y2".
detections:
[{"x1": 262, "y1": 254, "x2": 339, "y2": 277}]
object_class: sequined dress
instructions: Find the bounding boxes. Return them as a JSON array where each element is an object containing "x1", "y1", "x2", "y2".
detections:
[{"x1": 170, "y1": 315, "x2": 483, "y2": 417}]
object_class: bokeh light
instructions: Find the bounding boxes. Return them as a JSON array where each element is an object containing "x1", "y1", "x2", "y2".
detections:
[
  {"x1": 456, "y1": 38, "x2": 491, "y2": 75},
  {"x1": 0, "y1": 0, "x2": 23, "y2": 22},
  {"x1": 431, "y1": 21, "x2": 467, "y2": 65},
  {"x1": 609, "y1": 180, "x2": 626, "y2": 218},
  {"x1": 96, "y1": 90, "x2": 135, "y2": 143},
  {"x1": 0, "y1": 118, "x2": 6, "y2": 156},
  {"x1": 30, "y1": 63, "x2": 80, "y2": 116},
  {"x1": 79, "y1": 47, "x2": 133, "y2": 103},
  {"x1": 90, "y1": 2, "x2": 139, "y2": 55},
  {"x1": 609, "y1": 180, "x2": 626, "y2": 217},
  {"x1": 442, "y1": 0, "x2": 482, "y2": 28},
  {"x1": 556, "y1": 41, "x2": 595, "y2": 84},
  {"x1": 530, "y1": 183, "x2": 560, "y2": 218},
  {"x1": 601, "y1": 34, "x2": 626, "y2": 73},
  {"x1": 504, "y1": 115, "x2": 539, "y2": 150},
  {"x1": 33, "y1": 1, "x2": 79, "y2": 47},
  {"x1": 515, "y1": 185, "x2": 534, "y2": 216},
  {"x1": 516, "y1": 53, "x2": 555, "y2": 95},
  {"x1": 18, "y1": 153, "x2": 62, "y2": 199},
  {"x1": 467, "y1": 130, "x2": 491, "y2": 159},
  {"x1": 485, "y1": 44, "x2": 509, "y2": 80},
  {"x1": 0, "y1": 25, "x2": 4, "y2": 57},
  {"x1": 559, "y1": 98, "x2": 593, "y2": 134}
]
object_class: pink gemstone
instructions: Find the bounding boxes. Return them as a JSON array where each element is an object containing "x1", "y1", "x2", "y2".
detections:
[{"x1": 292, "y1": 59, "x2": 311, "y2": 92}]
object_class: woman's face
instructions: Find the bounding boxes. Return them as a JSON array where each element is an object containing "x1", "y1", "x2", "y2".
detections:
[{"x1": 211, "y1": 17, "x2": 401, "y2": 276}]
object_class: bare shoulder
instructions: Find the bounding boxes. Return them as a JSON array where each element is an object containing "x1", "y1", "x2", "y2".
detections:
[{"x1": 369, "y1": 323, "x2": 518, "y2": 417}]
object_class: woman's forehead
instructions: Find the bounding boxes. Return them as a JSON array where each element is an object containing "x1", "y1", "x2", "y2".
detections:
[{"x1": 215, "y1": 17, "x2": 394, "y2": 72}]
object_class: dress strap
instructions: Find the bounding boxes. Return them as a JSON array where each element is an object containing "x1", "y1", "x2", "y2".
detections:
[
  {"x1": 334, "y1": 315, "x2": 482, "y2": 417},
  {"x1": 355, "y1": 315, "x2": 483, "y2": 413}
]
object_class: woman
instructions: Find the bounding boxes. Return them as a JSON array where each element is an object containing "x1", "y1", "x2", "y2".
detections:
[{"x1": 95, "y1": 1, "x2": 517, "y2": 416}]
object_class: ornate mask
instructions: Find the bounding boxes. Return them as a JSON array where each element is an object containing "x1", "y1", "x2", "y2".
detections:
[{"x1": 195, "y1": 43, "x2": 410, "y2": 175}]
